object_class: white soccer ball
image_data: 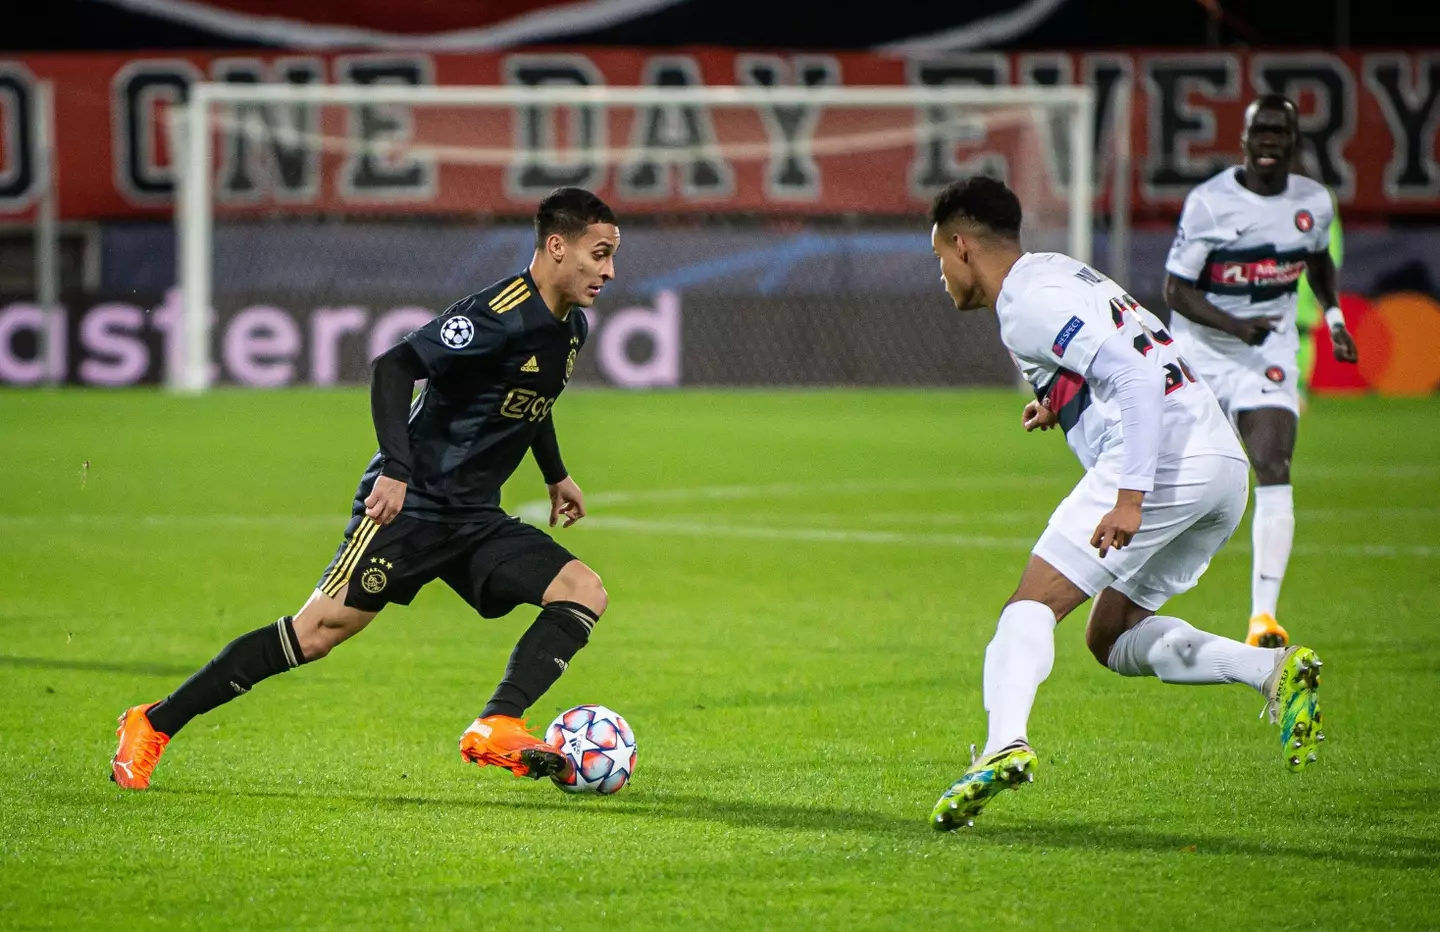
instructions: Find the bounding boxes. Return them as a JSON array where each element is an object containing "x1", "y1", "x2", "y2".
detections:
[{"x1": 545, "y1": 704, "x2": 637, "y2": 795}]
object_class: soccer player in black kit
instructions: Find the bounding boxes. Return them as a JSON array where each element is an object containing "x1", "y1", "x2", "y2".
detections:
[{"x1": 110, "y1": 187, "x2": 618, "y2": 790}]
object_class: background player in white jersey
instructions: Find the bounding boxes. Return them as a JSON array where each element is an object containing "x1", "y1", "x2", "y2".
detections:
[
  {"x1": 925, "y1": 177, "x2": 1325, "y2": 831},
  {"x1": 1163, "y1": 94, "x2": 1359, "y2": 650}
]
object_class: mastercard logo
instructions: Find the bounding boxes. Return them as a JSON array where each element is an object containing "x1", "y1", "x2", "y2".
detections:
[{"x1": 1313, "y1": 292, "x2": 1440, "y2": 395}]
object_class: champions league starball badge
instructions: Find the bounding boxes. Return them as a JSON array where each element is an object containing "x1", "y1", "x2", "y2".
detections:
[{"x1": 440, "y1": 315, "x2": 475, "y2": 349}]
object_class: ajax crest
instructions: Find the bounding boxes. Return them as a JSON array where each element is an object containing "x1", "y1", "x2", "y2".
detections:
[{"x1": 361, "y1": 557, "x2": 393, "y2": 593}]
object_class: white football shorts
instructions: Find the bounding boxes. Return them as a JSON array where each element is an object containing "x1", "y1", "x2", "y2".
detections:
[
  {"x1": 1182, "y1": 330, "x2": 1301, "y2": 419},
  {"x1": 1033, "y1": 454, "x2": 1250, "y2": 610}
]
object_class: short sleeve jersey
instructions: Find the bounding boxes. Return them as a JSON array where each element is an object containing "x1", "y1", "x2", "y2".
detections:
[
  {"x1": 996, "y1": 252, "x2": 1246, "y2": 474},
  {"x1": 351, "y1": 270, "x2": 589, "y2": 522},
  {"x1": 1164, "y1": 167, "x2": 1333, "y2": 355}
]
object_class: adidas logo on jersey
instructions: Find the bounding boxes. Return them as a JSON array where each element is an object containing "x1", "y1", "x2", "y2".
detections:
[{"x1": 521, "y1": 356, "x2": 540, "y2": 373}]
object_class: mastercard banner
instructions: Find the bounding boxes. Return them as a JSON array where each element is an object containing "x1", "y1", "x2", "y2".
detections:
[{"x1": 1312, "y1": 292, "x2": 1440, "y2": 396}]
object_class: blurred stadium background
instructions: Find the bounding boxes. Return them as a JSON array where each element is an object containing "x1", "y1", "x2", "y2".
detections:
[
  {"x1": 2, "y1": 3, "x2": 1438, "y2": 930},
  {"x1": 1, "y1": 0, "x2": 1437, "y2": 393}
]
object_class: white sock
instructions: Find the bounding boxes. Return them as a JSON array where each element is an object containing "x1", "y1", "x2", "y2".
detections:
[
  {"x1": 982, "y1": 601, "x2": 1057, "y2": 755},
  {"x1": 1251, "y1": 484, "x2": 1295, "y2": 618},
  {"x1": 1106, "y1": 615, "x2": 1277, "y2": 694}
]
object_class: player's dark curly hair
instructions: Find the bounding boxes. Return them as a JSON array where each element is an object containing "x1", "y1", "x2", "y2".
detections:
[
  {"x1": 534, "y1": 187, "x2": 617, "y2": 248},
  {"x1": 928, "y1": 176, "x2": 1023, "y2": 242}
]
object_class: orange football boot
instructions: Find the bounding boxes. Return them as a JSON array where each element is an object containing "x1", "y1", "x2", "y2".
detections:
[
  {"x1": 110, "y1": 704, "x2": 170, "y2": 790},
  {"x1": 459, "y1": 714, "x2": 568, "y2": 780},
  {"x1": 1246, "y1": 613, "x2": 1290, "y2": 649}
]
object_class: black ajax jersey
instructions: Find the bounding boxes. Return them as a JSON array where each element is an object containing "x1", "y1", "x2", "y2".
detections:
[{"x1": 352, "y1": 270, "x2": 588, "y2": 522}]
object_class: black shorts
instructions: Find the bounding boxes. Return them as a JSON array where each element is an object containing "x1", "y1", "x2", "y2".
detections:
[{"x1": 315, "y1": 510, "x2": 576, "y2": 617}]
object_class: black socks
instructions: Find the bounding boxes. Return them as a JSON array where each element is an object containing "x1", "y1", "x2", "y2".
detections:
[
  {"x1": 145, "y1": 616, "x2": 307, "y2": 737},
  {"x1": 143, "y1": 602, "x2": 596, "y2": 737},
  {"x1": 481, "y1": 601, "x2": 597, "y2": 719}
]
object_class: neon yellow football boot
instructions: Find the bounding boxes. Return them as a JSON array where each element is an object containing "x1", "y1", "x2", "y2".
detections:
[
  {"x1": 1263, "y1": 646, "x2": 1325, "y2": 772},
  {"x1": 930, "y1": 740, "x2": 1037, "y2": 831}
]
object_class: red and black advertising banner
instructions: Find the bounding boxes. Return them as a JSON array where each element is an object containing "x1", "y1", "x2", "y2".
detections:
[{"x1": 0, "y1": 48, "x2": 1437, "y2": 221}]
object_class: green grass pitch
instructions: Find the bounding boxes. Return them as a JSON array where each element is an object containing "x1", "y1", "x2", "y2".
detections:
[{"x1": 2, "y1": 388, "x2": 1438, "y2": 930}]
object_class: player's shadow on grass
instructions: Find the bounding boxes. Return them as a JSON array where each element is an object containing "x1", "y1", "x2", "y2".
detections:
[
  {"x1": 161, "y1": 784, "x2": 919, "y2": 838},
  {"x1": 0, "y1": 655, "x2": 196, "y2": 677},
  {"x1": 990, "y1": 818, "x2": 1440, "y2": 870},
  {"x1": 153, "y1": 786, "x2": 1440, "y2": 870},
  {"x1": 468, "y1": 795, "x2": 1440, "y2": 869},
  {"x1": 519, "y1": 792, "x2": 920, "y2": 838}
]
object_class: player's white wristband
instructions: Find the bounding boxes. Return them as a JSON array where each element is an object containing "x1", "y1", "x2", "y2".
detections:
[{"x1": 1324, "y1": 306, "x2": 1346, "y2": 330}]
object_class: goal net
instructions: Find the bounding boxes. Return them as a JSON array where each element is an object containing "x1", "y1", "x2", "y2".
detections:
[{"x1": 173, "y1": 83, "x2": 1107, "y2": 391}]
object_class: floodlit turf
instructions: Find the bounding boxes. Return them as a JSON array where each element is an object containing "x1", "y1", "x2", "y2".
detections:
[{"x1": 2, "y1": 388, "x2": 1438, "y2": 930}]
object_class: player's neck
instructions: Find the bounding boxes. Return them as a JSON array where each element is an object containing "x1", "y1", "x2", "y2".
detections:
[
  {"x1": 527, "y1": 256, "x2": 574, "y2": 321},
  {"x1": 1238, "y1": 165, "x2": 1288, "y2": 197},
  {"x1": 980, "y1": 246, "x2": 1026, "y2": 309}
]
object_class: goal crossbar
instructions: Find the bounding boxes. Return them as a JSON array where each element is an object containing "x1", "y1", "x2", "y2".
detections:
[{"x1": 190, "y1": 83, "x2": 1096, "y2": 108}]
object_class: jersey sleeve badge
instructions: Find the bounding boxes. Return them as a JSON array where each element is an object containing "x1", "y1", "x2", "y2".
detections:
[
  {"x1": 439, "y1": 315, "x2": 475, "y2": 349},
  {"x1": 1052, "y1": 316, "x2": 1085, "y2": 357}
]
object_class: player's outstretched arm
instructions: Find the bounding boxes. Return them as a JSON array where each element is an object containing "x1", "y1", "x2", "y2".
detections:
[
  {"x1": 531, "y1": 418, "x2": 586, "y2": 528},
  {"x1": 1085, "y1": 336, "x2": 1165, "y2": 557},
  {"x1": 365, "y1": 342, "x2": 427, "y2": 524},
  {"x1": 1303, "y1": 249, "x2": 1358, "y2": 363},
  {"x1": 1164, "y1": 274, "x2": 1278, "y2": 346}
]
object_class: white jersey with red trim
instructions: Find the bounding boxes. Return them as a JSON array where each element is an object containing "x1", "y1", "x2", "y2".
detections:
[
  {"x1": 1164, "y1": 167, "x2": 1333, "y2": 358},
  {"x1": 995, "y1": 252, "x2": 1246, "y2": 473}
]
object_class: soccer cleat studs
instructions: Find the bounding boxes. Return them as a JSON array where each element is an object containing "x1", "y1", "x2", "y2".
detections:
[{"x1": 930, "y1": 744, "x2": 1038, "y2": 830}]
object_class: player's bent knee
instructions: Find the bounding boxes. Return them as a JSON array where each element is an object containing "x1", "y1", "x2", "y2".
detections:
[
  {"x1": 545, "y1": 561, "x2": 607, "y2": 617},
  {"x1": 1084, "y1": 590, "x2": 1152, "y2": 667},
  {"x1": 1084, "y1": 605, "x2": 1121, "y2": 666},
  {"x1": 1085, "y1": 626, "x2": 1119, "y2": 667},
  {"x1": 1006, "y1": 555, "x2": 1089, "y2": 622},
  {"x1": 292, "y1": 590, "x2": 376, "y2": 660}
]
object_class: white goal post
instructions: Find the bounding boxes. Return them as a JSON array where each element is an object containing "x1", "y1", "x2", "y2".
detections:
[{"x1": 173, "y1": 81, "x2": 1113, "y2": 392}]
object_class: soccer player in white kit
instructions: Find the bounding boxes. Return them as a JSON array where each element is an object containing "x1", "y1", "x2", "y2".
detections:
[
  {"x1": 1163, "y1": 94, "x2": 1359, "y2": 649},
  {"x1": 925, "y1": 176, "x2": 1325, "y2": 831}
]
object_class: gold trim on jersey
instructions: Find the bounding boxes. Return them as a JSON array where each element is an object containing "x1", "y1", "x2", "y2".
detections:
[
  {"x1": 494, "y1": 288, "x2": 531, "y2": 313},
  {"x1": 489, "y1": 278, "x2": 531, "y2": 313},
  {"x1": 321, "y1": 517, "x2": 381, "y2": 598}
]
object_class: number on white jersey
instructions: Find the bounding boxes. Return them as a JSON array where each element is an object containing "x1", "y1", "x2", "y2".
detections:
[{"x1": 1108, "y1": 293, "x2": 1199, "y2": 395}]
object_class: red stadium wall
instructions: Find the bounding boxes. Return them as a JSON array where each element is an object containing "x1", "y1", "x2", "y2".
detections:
[{"x1": 0, "y1": 48, "x2": 1437, "y2": 221}]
